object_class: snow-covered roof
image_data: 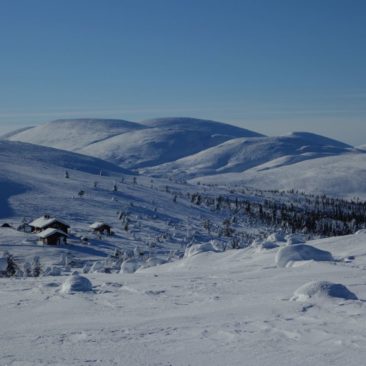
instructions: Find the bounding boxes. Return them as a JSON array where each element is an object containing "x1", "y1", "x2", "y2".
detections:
[
  {"x1": 89, "y1": 222, "x2": 110, "y2": 229},
  {"x1": 29, "y1": 216, "x2": 70, "y2": 229},
  {"x1": 37, "y1": 228, "x2": 68, "y2": 239}
]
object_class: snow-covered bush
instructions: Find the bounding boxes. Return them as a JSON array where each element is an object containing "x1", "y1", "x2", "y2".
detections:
[
  {"x1": 89, "y1": 261, "x2": 106, "y2": 273},
  {"x1": 291, "y1": 281, "x2": 358, "y2": 302},
  {"x1": 43, "y1": 266, "x2": 62, "y2": 276},
  {"x1": 120, "y1": 258, "x2": 142, "y2": 273},
  {"x1": 276, "y1": 244, "x2": 333, "y2": 268},
  {"x1": 0, "y1": 252, "x2": 18, "y2": 277},
  {"x1": 0, "y1": 257, "x2": 7, "y2": 273},
  {"x1": 266, "y1": 232, "x2": 286, "y2": 242},
  {"x1": 32, "y1": 256, "x2": 42, "y2": 277},
  {"x1": 210, "y1": 239, "x2": 226, "y2": 252}
]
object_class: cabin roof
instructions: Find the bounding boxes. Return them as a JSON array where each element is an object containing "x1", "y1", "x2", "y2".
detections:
[
  {"x1": 37, "y1": 228, "x2": 69, "y2": 239},
  {"x1": 90, "y1": 222, "x2": 110, "y2": 229},
  {"x1": 29, "y1": 216, "x2": 70, "y2": 229}
]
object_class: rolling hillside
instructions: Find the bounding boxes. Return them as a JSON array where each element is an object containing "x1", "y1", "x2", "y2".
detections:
[
  {"x1": 5, "y1": 117, "x2": 263, "y2": 169},
  {"x1": 144, "y1": 132, "x2": 355, "y2": 179}
]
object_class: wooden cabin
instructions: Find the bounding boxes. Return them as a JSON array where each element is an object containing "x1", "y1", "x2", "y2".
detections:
[
  {"x1": 90, "y1": 222, "x2": 112, "y2": 235},
  {"x1": 37, "y1": 228, "x2": 68, "y2": 245},
  {"x1": 29, "y1": 215, "x2": 70, "y2": 234}
]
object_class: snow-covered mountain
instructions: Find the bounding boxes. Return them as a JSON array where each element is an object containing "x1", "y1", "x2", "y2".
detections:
[
  {"x1": 5, "y1": 117, "x2": 263, "y2": 169},
  {"x1": 4, "y1": 118, "x2": 145, "y2": 151},
  {"x1": 192, "y1": 152, "x2": 366, "y2": 199},
  {"x1": 3, "y1": 117, "x2": 366, "y2": 198},
  {"x1": 144, "y1": 132, "x2": 354, "y2": 178}
]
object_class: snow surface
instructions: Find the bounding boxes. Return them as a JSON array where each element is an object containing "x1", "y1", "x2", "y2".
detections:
[
  {"x1": 1, "y1": 119, "x2": 366, "y2": 365},
  {"x1": 1, "y1": 233, "x2": 366, "y2": 365},
  {"x1": 0, "y1": 120, "x2": 366, "y2": 366},
  {"x1": 193, "y1": 152, "x2": 366, "y2": 199}
]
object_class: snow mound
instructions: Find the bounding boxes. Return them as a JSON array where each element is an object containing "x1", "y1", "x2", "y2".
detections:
[
  {"x1": 276, "y1": 244, "x2": 333, "y2": 268},
  {"x1": 120, "y1": 259, "x2": 143, "y2": 273},
  {"x1": 184, "y1": 243, "x2": 221, "y2": 258},
  {"x1": 60, "y1": 273, "x2": 93, "y2": 293},
  {"x1": 291, "y1": 281, "x2": 358, "y2": 302}
]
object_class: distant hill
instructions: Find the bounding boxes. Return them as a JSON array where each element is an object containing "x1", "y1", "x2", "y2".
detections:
[
  {"x1": 144, "y1": 132, "x2": 354, "y2": 179},
  {"x1": 4, "y1": 117, "x2": 263, "y2": 169},
  {"x1": 191, "y1": 152, "x2": 366, "y2": 199},
  {"x1": 3, "y1": 117, "x2": 366, "y2": 198},
  {"x1": 4, "y1": 119, "x2": 145, "y2": 151}
]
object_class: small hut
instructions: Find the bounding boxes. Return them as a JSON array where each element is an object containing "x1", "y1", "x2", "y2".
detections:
[
  {"x1": 37, "y1": 228, "x2": 68, "y2": 245},
  {"x1": 90, "y1": 222, "x2": 112, "y2": 235},
  {"x1": 29, "y1": 215, "x2": 70, "y2": 234}
]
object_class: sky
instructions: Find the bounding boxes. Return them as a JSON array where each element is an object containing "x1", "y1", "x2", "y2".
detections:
[{"x1": 0, "y1": 0, "x2": 365, "y2": 145}]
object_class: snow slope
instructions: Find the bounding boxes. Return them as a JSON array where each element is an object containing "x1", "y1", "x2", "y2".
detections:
[
  {"x1": 1, "y1": 125, "x2": 366, "y2": 365},
  {"x1": 1, "y1": 232, "x2": 366, "y2": 365},
  {"x1": 0, "y1": 140, "x2": 133, "y2": 218},
  {"x1": 144, "y1": 132, "x2": 354, "y2": 178},
  {"x1": 0, "y1": 140, "x2": 237, "y2": 262},
  {"x1": 5, "y1": 118, "x2": 145, "y2": 151},
  {"x1": 3, "y1": 116, "x2": 365, "y2": 197},
  {"x1": 5, "y1": 117, "x2": 263, "y2": 169},
  {"x1": 194, "y1": 152, "x2": 366, "y2": 199}
]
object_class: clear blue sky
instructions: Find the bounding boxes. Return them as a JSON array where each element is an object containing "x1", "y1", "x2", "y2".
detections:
[{"x1": 0, "y1": 0, "x2": 365, "y2": 145}]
